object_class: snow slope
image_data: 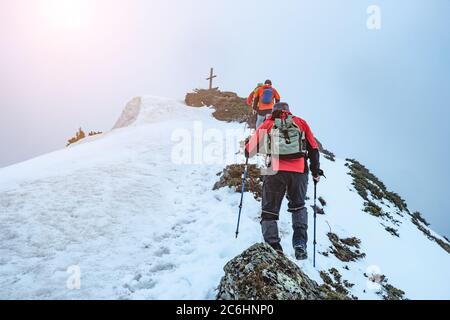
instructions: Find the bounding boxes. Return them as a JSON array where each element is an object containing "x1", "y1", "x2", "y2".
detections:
[{"x1": 0, "y1": 96, "x2": 449, "y2": 299}]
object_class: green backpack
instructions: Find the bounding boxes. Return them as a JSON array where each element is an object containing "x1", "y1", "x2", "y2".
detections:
[{"x1": 258, "y1": 115, "x2": 307, "y2": 159}]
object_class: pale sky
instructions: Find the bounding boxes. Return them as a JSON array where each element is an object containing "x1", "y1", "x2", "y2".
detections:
[{"x1": 0, "y1": 0, "x2": 449, "y2": 237}]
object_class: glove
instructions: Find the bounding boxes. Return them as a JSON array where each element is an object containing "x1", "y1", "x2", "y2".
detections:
[{"x1": 313, "y1": 169, "x2": 325, "y2": 183}]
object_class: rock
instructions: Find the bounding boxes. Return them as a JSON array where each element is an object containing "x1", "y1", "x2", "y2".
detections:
[
  {"x1": 185, "y1": 89, "x2": 256, "y2": 128},
  {"x1": 380, "y1": 283, "x2": 406, "y2": 300},
  {"x1": 368, "y1": 274, "x2": 406, "y2": 300},
  {"x1": 385, "y1": 226, "x2": 400, "y2": 237},
  {"x1": 318, "y1": 196, "x2": 327, "y2": 207},
  {"x1": 213, "y1": 164, "x2": 263, "y2": 200},
  {"x1": 327, "y1": 233, "x2": 366, "y2": 262},
  {"x1": 345, "y1": 158, "x2": 408, "y2": 212},
  {"x1": 319, "y1": 268, "x2": 357, "y2": 300},
  {"x1": 411, "y1": 216, "x2": 450, "y2": 254},
  {"x1": 311, "y1": 205, "x2": 325, "y2": 215},
  {"x1": 216, "y1": 243, "x2": 347, "y2": 300},
  {"x1": 315, "y1": 139, "x2": 335, "y2": 162}
]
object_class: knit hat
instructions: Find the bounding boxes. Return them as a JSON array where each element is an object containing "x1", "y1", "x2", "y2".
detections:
[{"x1": 272, "y1": 102, "x2": 290, "y2": 112}]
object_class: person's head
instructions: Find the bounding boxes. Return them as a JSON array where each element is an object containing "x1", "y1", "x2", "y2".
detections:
[
  {"x1": 264, "y1": 79, "x2": 272, "y2": 86},
  {"x1": 271, "y1": 102, "x2": 290, "y2": 118},
  {"x1": 257, "y1": 82, "x2": 264, "y2": 87}
]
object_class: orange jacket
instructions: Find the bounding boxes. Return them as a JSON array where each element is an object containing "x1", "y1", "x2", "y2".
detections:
[
  {"x1": 255, "y1": 85, "x2": 281, "y2": 111},
  {"x1": 247, "y1": 85, "x2": 263, "y2": 106}
]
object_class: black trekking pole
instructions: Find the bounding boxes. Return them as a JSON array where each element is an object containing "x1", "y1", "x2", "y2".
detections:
[
  {"x1": 313, "y1": 180, "x2": 318, "y2": 268},
  {"x1": 235, "y1": 157, "x2": 249, "y2": 238},
  {"x1": 313, "y1": 170, "x2": 325, "y2": 268}
]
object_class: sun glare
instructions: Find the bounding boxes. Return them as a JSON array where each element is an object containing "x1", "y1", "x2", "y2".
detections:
[{"x1": 43, "y1": 0, "x2": 90, "y2": 30}]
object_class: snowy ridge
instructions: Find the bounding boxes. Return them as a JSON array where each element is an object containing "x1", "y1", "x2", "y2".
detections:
[
  {"x1": 305, "y1": 158, "x2": 450, "y2": 299},
  {"x1": 0, "y1": 96, "x2": 449, "y2": 300},
  {"x1": 114, "y1": 96, "x2": 192, "y2": 129}
]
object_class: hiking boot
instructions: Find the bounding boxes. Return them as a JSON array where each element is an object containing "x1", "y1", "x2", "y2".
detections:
[
  {"x1": 269, "y1": 243, "x2": 284, "y2": 255},
  {"x1": 295, "y1": 245, "x2": 308, "y2": 260}
]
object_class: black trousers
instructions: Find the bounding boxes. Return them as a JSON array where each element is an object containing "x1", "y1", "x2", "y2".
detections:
[{"x1": 261, "y1": 171, "x2": 309, "y2": 248}]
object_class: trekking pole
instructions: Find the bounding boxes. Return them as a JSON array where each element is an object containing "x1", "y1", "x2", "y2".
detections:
[
  {"x1": 235, "y1": 157, "x2": 249, "y2": 239},
  {"x1": 313, "y1": 180, "x2": 318, "y2": 268},
  {"x1": 313, "y1": 170, "x2": 325, "y2": 268}
]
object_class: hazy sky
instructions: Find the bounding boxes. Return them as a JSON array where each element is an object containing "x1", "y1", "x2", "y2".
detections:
[{"x1": 0, "y1": 0, "x2": 449, "y2": 237}]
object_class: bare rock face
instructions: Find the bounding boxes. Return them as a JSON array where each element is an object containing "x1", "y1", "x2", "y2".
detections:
[
  {"x1": 216, "y1": 243, "x2": 347, "y2": 300},
  {"x1": 113, "y1": 97, "x2": 142, "y2": 129},
  {"x1": 185, "y1": 89, "x2": 256, "y2": 128}
]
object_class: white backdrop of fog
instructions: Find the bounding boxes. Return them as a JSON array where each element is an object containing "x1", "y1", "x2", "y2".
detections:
[{"x1": 0, "y1": 0, "x2": 449, "y2": 238}]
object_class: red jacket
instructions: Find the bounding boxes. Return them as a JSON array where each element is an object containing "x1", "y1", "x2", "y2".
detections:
[{"x1": 245, "y1": 111, "x2": 320, "y2": 174}]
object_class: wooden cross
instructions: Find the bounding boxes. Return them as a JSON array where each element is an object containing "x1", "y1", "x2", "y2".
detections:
[{"x1": 206, "y1": 68, "x2": 218, "y2": 90}]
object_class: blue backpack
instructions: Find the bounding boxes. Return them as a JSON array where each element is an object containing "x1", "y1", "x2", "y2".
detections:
[{"x1": 261, "y1": 88, "x2": 274, "y2": 104}]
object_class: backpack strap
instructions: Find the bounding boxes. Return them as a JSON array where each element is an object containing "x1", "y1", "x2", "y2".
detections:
[{"x1": 281, "y1": 118, "x2": 291, "y2": 145}]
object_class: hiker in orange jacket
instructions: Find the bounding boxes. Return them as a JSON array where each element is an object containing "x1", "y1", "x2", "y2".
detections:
[
  {"x1": 253, "y1": 80, "x2": 281, "y2": 128},
  {"x1": 246, "y1": 83, "x2": 263, "y2": 108}
]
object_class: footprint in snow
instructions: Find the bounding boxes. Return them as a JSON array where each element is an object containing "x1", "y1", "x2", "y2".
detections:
[
  {"x1": 154, "y1": 246, "x2": 170, "y2": 257},
  {"x1": 149, "y1": 262, "x2": 176, "y2": 273},
  {"x1": 124, "y1": 275, "x2": 157, "y2": 293},
  {"x1": 152, "y1": 232, "x2": 172, "y2": 242}
]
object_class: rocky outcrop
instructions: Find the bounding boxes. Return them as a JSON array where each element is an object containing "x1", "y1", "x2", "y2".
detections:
[
  {"x1": 185, "y1": 89, "x2": 256, "y2": 128},
  {"x1": 346, "y1": 159, "x2": 407, "y2": 212},
  {"x1": 327, "y1": 233, "x2": 366, "y2": 262},
  {"x1": 319, "y1": 268, "x2": 357, "y2": 300},
  {"x1": 412, "y1": 216, "x2": 450, "y2": 254},
  {"x1": 364, "y1": 274, "x2": 406, "y2": 300},
  {"x1": 346, "y1": 158, "x2": 450, "y2": 254},
  {"x1": 315, "y1": 139, "x2": 336, "y2": 162},
  {"x1": 213, "y1": 164, "x2": 263, "y2": 200},
  {"x1": 216, "y1": 243, "x2": 349, "y2": 300}
]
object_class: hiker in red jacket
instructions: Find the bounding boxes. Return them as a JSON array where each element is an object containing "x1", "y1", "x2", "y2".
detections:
[
  {"x1": 249, "y1": 80, "x2": 281, "y2": 129},
  {"x1": 245, "y1": 102, "x2": 322, "y2": 260}
]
